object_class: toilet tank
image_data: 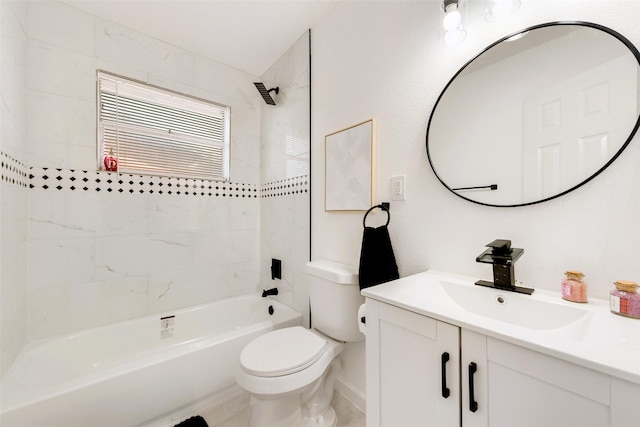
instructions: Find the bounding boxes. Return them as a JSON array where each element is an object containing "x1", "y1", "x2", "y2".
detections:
[{"x1": 305, "y1": 260, "x2": 364, "y2": 342}]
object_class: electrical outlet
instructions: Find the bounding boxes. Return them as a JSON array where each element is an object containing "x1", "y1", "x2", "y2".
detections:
[{"x1": 391, "y1": 175, "x2": 406, "y2": 201}]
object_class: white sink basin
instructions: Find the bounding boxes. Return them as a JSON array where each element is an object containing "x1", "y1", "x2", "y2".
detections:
[
  {"x1": 398, "y1": 275, "x2": 590, "y2": 331},
  {"x1": 439, "y1": 280, "x2": 589, "y2": 330}
]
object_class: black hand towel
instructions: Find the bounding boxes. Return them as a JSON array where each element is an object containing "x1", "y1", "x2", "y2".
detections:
[{"x1": 358, "y1": 224, "x2": 399, "y2": 290}]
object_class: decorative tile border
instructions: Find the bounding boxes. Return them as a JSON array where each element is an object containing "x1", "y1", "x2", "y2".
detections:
[
  {"x1": 1, "y1": 151, "x2": 308, "y2": 199},
  {"x1": 1, "y1": 152, "x2": 29, "y2": 188},
  {"x1": 261, "y1": 175, "x2": 309, "y2": 198},
  {"x1": 28, "y1": 167, "x2": 258, "y2": 197}
]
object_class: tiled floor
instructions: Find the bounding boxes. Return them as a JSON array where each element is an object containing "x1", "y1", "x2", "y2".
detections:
[
  {"x1": 195, "y1": 388, "x2": 365, "y2": 427},
  {"x1": 331, "y1": 392, "x2": 366, "y2": 427}
]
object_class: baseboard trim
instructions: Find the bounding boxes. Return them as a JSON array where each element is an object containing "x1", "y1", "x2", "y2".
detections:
[{"x1": 335, "y1": 376, "x2": 366, "y2": 413}]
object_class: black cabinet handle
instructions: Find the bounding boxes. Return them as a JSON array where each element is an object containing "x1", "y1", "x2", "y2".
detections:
[
  {"x1": 441, "y1": 352, "x2": 450, "y2": 398},
  {"x1": 469, "y1": 362, "x2": 478, "y2": 412}
]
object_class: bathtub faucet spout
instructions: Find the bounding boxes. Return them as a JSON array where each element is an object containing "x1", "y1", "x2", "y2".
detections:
[{"x1": 262, "y1": 288, "x2": 279, "y2": 297}]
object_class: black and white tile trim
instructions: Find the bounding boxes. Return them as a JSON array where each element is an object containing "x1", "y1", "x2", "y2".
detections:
[
  {"x1": 261, "y1": 175, "x2": 309, "y2": 198},
  {"x1": 1, "y1": 152, "x2": 29, "y2": 188},
  {"x1": 28, "y1": 167, "x2": 259, "y2": 197},
  {"x1": 2, "y1": 152, "x2": 307, "y2": 199}
]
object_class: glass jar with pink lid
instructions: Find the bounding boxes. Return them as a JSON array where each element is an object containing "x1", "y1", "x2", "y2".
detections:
[
  {"x1": 562, "y1": 271, "x2": 588, "y2": 303},
  {"x1": 610, "y1": 280, "x2": 640, "y2": 319}
]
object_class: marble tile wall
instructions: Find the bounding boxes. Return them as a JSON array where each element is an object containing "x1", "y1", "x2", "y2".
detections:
[
  {"x1": 259, "y1": 31, "x2": 311, "y2": 327},
  {"x1": 20, "y1": 1, "x2": 263, "y2": 340},
  {"x1": 1, "y1": 0, "x2": 29, "y2": 377},
  {"x1": 1, "y1": 1, "x2": 310, "y2": 376}
]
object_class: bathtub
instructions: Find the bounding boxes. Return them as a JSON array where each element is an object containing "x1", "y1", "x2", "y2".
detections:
[{"x1": 0, "y1": 295, "x2": 302, "y2": 427}]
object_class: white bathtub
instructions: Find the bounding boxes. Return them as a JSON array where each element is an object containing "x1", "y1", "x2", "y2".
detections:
[{"x1": 0, "y1": 295, "x2": 302, "y2": 427}]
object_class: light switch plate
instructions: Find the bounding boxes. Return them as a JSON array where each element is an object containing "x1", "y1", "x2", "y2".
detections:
[{"x1": 391, "y1": 175, "x2": 406, "y2": 201}]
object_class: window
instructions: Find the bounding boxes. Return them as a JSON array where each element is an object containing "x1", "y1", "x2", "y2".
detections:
[{"x1": 97, "y1": 71, "x2": 230, "y2": 181}]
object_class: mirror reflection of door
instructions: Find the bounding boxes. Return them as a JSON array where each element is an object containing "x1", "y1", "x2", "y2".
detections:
[
  {"x1": 426, "y1": 22, "x2": 640, "y2": 207},
  {"x1": 523, "y1": 53, "x2": 638, "y2": 201}
]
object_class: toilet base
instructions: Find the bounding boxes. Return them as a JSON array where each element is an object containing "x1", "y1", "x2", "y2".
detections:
[
  {"x1": 302, "y1": 406, "x2": 337, "y2": 427},
  {"x1": 247, "y1": 394, "x2": 302, "y2": 427},
  {"x1": 246, "y1": 358, "x2": 341, "y2": 427},
  {"x1": 247, "y1": 395, "x2": 337, "y2": 427}
]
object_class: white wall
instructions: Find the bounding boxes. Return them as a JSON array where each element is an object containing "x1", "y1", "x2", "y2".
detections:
[
  {"x1": 15, "y1": 1, "x2": 263, "y2": 340},
  {"x1": 312, "y1": 0, "x2": 640, "y2": 402}
]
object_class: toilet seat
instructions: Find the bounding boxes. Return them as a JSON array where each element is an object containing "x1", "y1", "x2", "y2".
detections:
[
  {"x1": 240, "y1": 326, "x2": 327, "y2": 377},
  {"x1": 236, "y1": 327, "x2": 345, "y2": 398}
]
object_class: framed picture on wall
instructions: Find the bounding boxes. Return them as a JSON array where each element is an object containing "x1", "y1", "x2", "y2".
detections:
[{"x1": 324, "y1": 119, "x2": 375, "y2": 211}]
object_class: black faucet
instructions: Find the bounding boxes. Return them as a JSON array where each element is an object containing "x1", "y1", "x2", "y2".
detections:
[
  {"x1": 475, "y1": 239, "x2": 534, "y2": 295},
  {"x1": 262, "y1": 287, "x2": 279, "y2": 297}
]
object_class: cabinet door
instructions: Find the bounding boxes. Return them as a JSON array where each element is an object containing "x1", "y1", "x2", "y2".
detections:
[
  {"x1": 611, "y1": 377, "x2": 640, "y2": 427},
  {"x1": 461, "y1": 329, "x2": 488, "y2": 427},
  {"x1": 486, "y1": 338, "x2": 610, "y2": 427},
  {"x1": 366, "y1": 300, "x2": 460, "y2": 427}
]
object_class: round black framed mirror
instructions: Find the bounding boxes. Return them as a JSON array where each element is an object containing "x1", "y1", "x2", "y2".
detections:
[{"x1": 427, "y1": 22, "x2": 640, "y2": 207}]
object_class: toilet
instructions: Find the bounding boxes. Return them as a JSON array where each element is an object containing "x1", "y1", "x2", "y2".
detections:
[{"x1": 236, "y1": 260, "x2": 364, "y2": 427}]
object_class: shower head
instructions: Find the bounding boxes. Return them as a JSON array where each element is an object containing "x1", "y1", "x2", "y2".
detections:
[{"x1": 254, "y1": 82, "x2": 279, "y2": 105}]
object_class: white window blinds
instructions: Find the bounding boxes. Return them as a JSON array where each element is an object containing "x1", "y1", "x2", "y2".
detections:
[{"x1": 97, "y1": 71, "x2": 230, "y2": 180}]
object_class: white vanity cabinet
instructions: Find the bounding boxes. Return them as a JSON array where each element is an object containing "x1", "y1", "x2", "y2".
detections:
[
  {"x1": 365, "y1": 299, "x2": 462, "y2": 427},
  {"x1": 484, "y1": 338, "x2": 610, "y2": 427},
  {"x1": 366, "y1": 300, "x2": 486, "y2": 427},
  {"x1": 611, "y1": 378, "x2": 640, "y2": 427},
  {"x1": 365, "y1": 298, "x2": 640, "y2": 427}
]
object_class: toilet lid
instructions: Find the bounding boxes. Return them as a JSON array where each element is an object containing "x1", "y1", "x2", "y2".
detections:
[{"x1": 240, "y1": 326, "x2": 328, "y2": 377}]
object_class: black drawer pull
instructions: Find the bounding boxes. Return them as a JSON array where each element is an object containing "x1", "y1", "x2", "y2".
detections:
[
  {"x1": 469, "y1": 362, "x2": 478, "y2": 412},
  {"x1": 441, "y1": 352, "x2": 450, "y2": 398}
]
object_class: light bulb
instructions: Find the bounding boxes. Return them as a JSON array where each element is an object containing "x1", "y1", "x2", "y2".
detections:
[{"x1": 443, "y1": 9, "x2": 462, "y2": 31}]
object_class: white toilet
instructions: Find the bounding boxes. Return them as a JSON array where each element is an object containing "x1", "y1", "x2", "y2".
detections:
[{"x1": 236, "y1": 260, "x2": 364, "y2": 427}]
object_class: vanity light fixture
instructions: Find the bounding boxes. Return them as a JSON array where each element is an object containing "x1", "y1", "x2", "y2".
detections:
[
  {"x1": 485, "y1": 0, "x2": 521, "y2": 22},
  {"x1": 442, "y1": 0, "x2": 466, "y2": 45}
]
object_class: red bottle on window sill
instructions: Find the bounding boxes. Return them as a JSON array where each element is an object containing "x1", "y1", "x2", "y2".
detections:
[{"x1": 103, "y1": 149, "x2": 118, "y2": 172}]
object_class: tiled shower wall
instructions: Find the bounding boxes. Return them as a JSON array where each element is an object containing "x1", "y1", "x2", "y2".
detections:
[
  {"x1": 26, "y1": 0, "x2": 265, "y2": 340},
  {"x1": 1, "y1": 1, "x2": 29, "y2": 377},
  {"x1": 259, "y1": 32, "x2": 311, "y2": 327},
  {"x1": 1, "y1": 0, "x2": 270, "y2": 364}
]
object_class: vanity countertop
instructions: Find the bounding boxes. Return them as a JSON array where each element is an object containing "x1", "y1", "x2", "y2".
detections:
[{"x1": 361, "y1": 270, "x2": 640, "y2": 385}]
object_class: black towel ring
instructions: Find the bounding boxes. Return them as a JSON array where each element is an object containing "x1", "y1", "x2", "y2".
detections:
[{"x1": 363, "y1": 204, "x2": 390, "y2": 228}]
